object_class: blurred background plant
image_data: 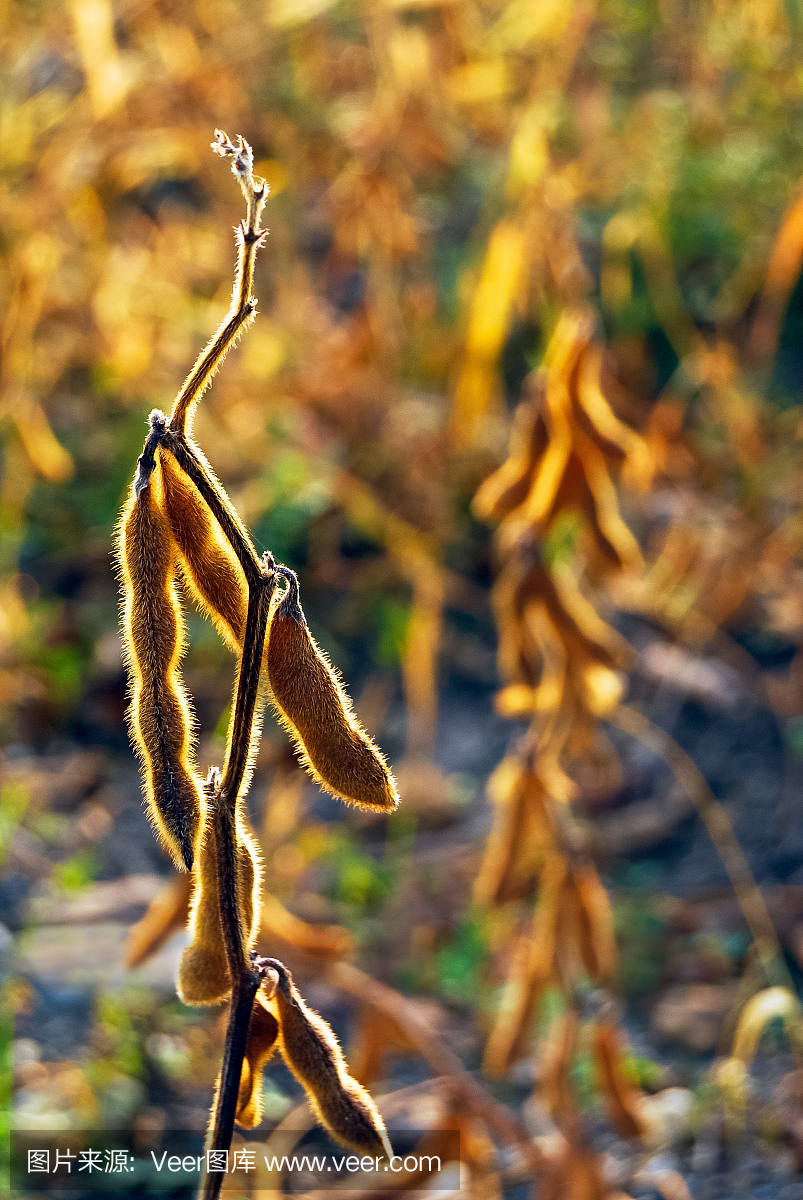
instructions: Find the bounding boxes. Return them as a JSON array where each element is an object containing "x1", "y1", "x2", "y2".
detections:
[{"x1": 8, "y1": 0, "x2": 803, "y2": 1196}]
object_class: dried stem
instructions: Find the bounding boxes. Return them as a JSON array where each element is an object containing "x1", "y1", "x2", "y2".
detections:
[
  {"x1": 610, "y1": 703, "x2": 790, "y2": 987},
  {"x1": 201, "y1": 979, "x2": 260, "y2": 1190},
  {"x1": 200, "y1": 951, "x2": 274, "y2": 1200},
  {"x1": 170, "y1": 131, "x2": 268, "y2": 438},
  {"x1": 197, "y1": 795, "x2": 260, "y2": 1199},
  {"x1": 221, "y1": 566, "x2": 275, "y2": 809},
  {"x1": 199, "y1": 588, "x2": 274, "y2": 1200},
  {"x1": 197, "y1": 566, "x2": 275, "y2": 1200}
]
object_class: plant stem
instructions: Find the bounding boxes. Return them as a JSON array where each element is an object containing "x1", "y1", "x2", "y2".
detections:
[
  {"x1": 170, "y1": 133, "x2": 267, "y2": 438},
  {"x1": 200, "y1": 969, "x2": 263, "y2": 1200},
  {"x1": 195, "y1": 538, "x2": 274, "y2": 1200},
  {"x1": 198, "y1": 564, "x2": 275, "y2": 1200},
  {"x1": 198, "y1": 820, "x2": 276, "y2": 1200},
  {"x1": 221, "y1": 571, "x2": 274, "y2": 809}
]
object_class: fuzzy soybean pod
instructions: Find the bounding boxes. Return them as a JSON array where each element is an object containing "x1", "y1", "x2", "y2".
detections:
[
  {"x1": 177, "y1": 810, "x2": 261, "y2": 1005},
  {"x1": 159, "y1": 450, "x2": 247, "y2": 651},
  {"x1": 236, "y1": 994, "x2": 280, "y2": 1128},
  {"x1": 117, "y1": 477, "x2": 203, "y2": 872},
  {"x1": 266, "y1": 570, "x2": 399, "y2": 813},
  {"x1": 266, "y1": 959, "x2": 392, "y2": 1157}
]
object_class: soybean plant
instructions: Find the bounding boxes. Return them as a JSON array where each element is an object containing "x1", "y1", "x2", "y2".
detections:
[{"x1": 116, "y1": 131, "x2": 397, "y2": 1200}]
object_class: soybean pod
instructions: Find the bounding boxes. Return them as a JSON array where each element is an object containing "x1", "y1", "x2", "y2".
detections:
[
  {"x1": 177, "y1": 806, "x2": 261, "y2": 1006},
  {"x1": 266, "y1": 959, "x2": 392, "y2": 1157},
  {"x1": 266, "y1": 569, "x2": 399, "y2": 813},
  {"x1": 116, "y1": 471, "x2": 202, "y2": 871},
  {"x1": 158, "y1": 449, "x2": 248, "y2": 652}
]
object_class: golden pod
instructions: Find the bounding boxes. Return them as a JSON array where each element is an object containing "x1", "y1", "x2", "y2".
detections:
[
  {"x1": 569, "y1": 862, "x2": 617, "y2": 983},
  {"x1": 472, "y1": 379, "x2": 549, "y2": 523},
  {"x1": 177, "y1": 812, "x2": 261, "y2": 1005},
  {"x1": 482, "y1": 852, "x2": 566, "y2": 1075},
  {"x1": 267, "y1": 959, "x2": 392, "y2": 1157},
  {"x1": 236, "y1": 995, "x2": 280, "y2": 1128},
  {"x1": 591, "y1": 1021, "x2": 646, "y2": 1141},
  {"x1": 116, "y1": 478, "x2": 203, "y2": 872},
  {"x1": 159, "y1": 450, "x2": 247, "y2": 651},
  {"x1": 540, "y1": 1009, "x2": 580, "y2": 1127},
  {"x1": 266, "y1": 570, "x2": 399, "y2": 813},
  {"x1": 474, "y1": 758, "x2": 553, "y2": 908}
]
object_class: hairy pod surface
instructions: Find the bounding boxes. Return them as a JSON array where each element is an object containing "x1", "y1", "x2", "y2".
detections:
[
  {"x1": 268, "y1": 960, "x2": 392, "y2": 1157},
  {"x1": 236, "y1": 994, "x2": 280, "y2": 1128},
  {"x1": 159, "y1": 450, "x2": 247, "y2": 650},
  {"x1": 266, "y1": 572, "x2": 399, "y2": 812},
  {"x1": 117, "y1": 478, "x2": 203, "y2": 871},
  {"x1": 177, "y1": 811, "x2": 261, "y2": 1005}
]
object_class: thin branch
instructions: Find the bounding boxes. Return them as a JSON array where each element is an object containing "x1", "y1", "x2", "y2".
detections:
[
  {"x1": 201, "y1": 955, "x2": 274, "y2": 1200},
  {"x1": 199, "y1": 779, "x2": 275, "y2": 1200},
  {"x1": 610, "y1": 704, "x2": 790, "y2": 987},
  {"x1": 205, "y1": 774, "x2": 249, "y2": 975},
  {"x1": 221, "y1": 567, "x2": 275, "y2": 810},
  {"x1": 170, "y1": 131, "x2": 268, "y2": 438},
  {"x1": 197, "y1": 542, "x2": 275, "y2": 1200}
]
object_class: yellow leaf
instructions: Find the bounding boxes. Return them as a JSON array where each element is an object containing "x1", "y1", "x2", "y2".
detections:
[
  {"x1": 451, "y1": 220, "x2": 527, "y2": 445},
  {"x1": 254, "y1": 159, "x2": 290, "y2": 197},
  {"x1": 491, "y1": 0, "x2": 574, "y2": 50},
  {"x1": 388, "y1": 28, "x2": 431, "y2": 92},
  {"x1": 446, "y1": 60, "x2": 512, "y2": 106},
  {"x1": 494, "y1": 683, "x2": 537, "y2": 718},
  {"x1": 465, "y1": 221, "x2": 527, "y2": 360},
  {"x1": 507, "y1": 102, "x2": 551, "y2": 196},
  {"x1": 68, "y1": 0, "x2": 131, "y2": 118},
  {"x1": 731, "y1": 986, "x2": 802, "y2": 1065},
  {"x1": 15, "y1": 402, "x2": 74, "y2": 482},
  {"x1": 266, "y1": 0, "x2": 337, "y2": 28},
  {"x1": 109, "y1": 132, "x2": 199, "y2": 191},
  {"x1": 242, "y1": 327, "x2": 286, "y2": 381}
]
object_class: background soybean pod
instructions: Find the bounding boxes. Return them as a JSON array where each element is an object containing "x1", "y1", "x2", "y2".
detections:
[
  {"x1": 266, "y1": 960, "x2": 392, "y2": 1158},
  {"x1": 266, "y1": 569, "x2": 399, "y2": 812},
  {"x1": 177, "y1": 810, "x2": 261, "y2": 1005},
  {"x1": 158, "y1": 450, "x2": 247, "y2": 651},
  {"x1": 116, "y1": 478, "x2": 202, "y2": 872},
  {"x1": 236, "y1": 994, "x2": 280, "y2": 1128}
]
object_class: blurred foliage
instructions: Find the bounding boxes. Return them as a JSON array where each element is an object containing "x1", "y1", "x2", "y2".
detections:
[
  {"x1": 614, "y1": 892, "x2": 670, "y2": 1000},
  {"x1": 7, "y1": 0, "x2": 803, "y2": 1194},
  {"x1": 50, "y1": 847, "x2": 100, "y2": 892},
  {"x1": 323, "y1": 827, "x2": 395, "y2": 912},
  {"x1": 1, "y1": 0, "x2": 803, "y2": 752},
  {"x1": 434, "y1": 914, "x2": 486, "y2": 1003}
]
